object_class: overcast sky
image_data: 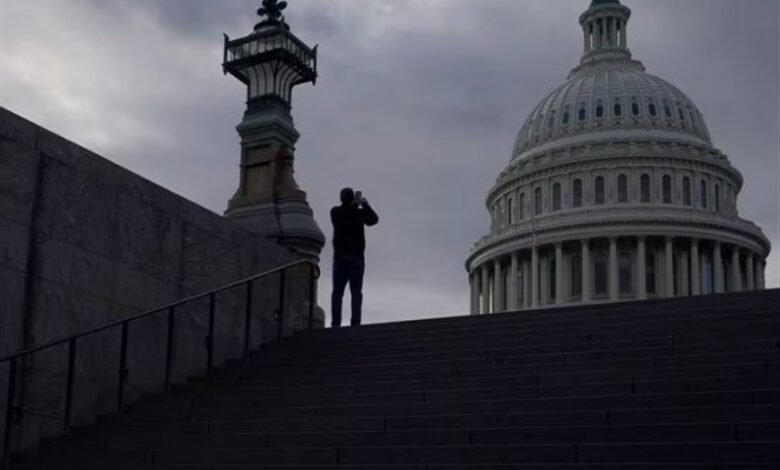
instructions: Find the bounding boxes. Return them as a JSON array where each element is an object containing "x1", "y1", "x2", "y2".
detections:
[{"x1": 2, "y1": 0, "x2": 778, "y2": 324}]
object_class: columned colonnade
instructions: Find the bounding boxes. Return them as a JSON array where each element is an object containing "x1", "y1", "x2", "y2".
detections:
[{"x1": 469, "y1": 236, "x2": 767, "y2": 315}]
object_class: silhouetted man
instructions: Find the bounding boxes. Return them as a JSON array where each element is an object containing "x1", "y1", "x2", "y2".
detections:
[{"x1": 331, "y1": 188, "x2": 379, "y2": 327}]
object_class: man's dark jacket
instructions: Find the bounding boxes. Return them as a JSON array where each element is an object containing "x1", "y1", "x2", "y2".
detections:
[{"x1": 331, "y1": 203, "x2": 379, "y2": 258}]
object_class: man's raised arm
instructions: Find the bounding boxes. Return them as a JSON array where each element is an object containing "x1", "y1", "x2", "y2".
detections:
[{"x1": 362, "y1": 202, "x2": 379, "y2": 227}]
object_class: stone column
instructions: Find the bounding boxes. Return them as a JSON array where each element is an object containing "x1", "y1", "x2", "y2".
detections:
[
  {"x1": 582, "y1": 239, "x2": 591, "y2": 302},
  {"x1": 679, "y1": 251, "x2": 689, "y2": 297},
  {"x1": 555, "y1": 243, "x2": 564, "y2": 305},
  {"x1": 758, "y1": 260, "x2": 766, "y2": 290},
  {"x1": 665, "y1": 237, "x2": 675, "y2": 298},
  {"x1": 531, "y1": 246, "x2": 539, "y2": 309},
  {"x1": 730, "y1": 247, "x2": 742, "y2": 292},
  {"x1": 595, "y1": 19, "x2": 602, "y2": 49},
  {"x1": 691, "y1": 239, "x2": 701, "y2": 296},
  {"x1": 522, "y1": 260, "x2": 530, "y2": 308},
  {"x1": 621, "y1": 19, "x2": 627, "y2": 47},
  {"x1": 746, "y1": 252, "x2": 755, "y2": 291},
  {"x1": 584, "y1": 24, "x2": 591, "y2": 53},
  {"x1": 637, "y1": 237, "x2": 647, "y2": 300},
  {"x1": 481, "y1": 264, "x2": 490, "y2": 314},
  {"x1": 713, "y1": 241, "x2": 724, "y2": 294},
  {"x1": 609, "y1": 18, "x2": 616, "y2": 46},
  {"x1": 508, "y1": 252, "x2": 519, "y2": 311},
  {"x1": 469, "y1": 272, "x2": 475, "y2": 315},
  {"x1": 609, "y1": 237, "x2": 618, "y2": 301},
  {"x1": 470, "y1": 270, "x2": 480, "y2": 315},
  {"x1": 494, "y1": 259, "x2": 504, "y2": 313}
]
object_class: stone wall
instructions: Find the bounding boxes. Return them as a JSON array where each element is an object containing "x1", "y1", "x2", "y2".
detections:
[{"x1": 0, "y1": 107, "x2": 321, "y2": 454}]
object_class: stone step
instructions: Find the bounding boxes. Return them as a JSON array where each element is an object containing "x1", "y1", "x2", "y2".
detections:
[
  {"x1": 220, "y1": 350, "x2": 780, "y2": 388},
  {"x1": 15, "y1": 463, "x2": 780, "y2": 470},
  {"x1": 240, "y1": 337, "x2": 780, "y2": 371},
  {"x1": 283, "y1": 313, "x2": 780, "y2": 353},
  {"x1": 124, "y1": 388, "x2": 780, "y2": 423},
  {"x1": 295, "y1": 297, "x2": 780, "y2": 340},
  {"x1": 239, "y1": 337, "x2": 780, "y2": 379},
  {"x1": 159, "y1": 373, "x2": 780, "y2": 410},
  {"x1": 189, "y1": 362, "x2": 780, "y2": 405},
  {"x1": 267, "y1": 327, "x2": 780, "y2": 363},
  {"x1": 10, "y1": 292, "x2": 780, "y2": 469},
  {"x1": 22, "y1": 441, "x2": 780, "y2": 467},
  {"x1": 99, "y1": 404, "x2": 780, "y2": 434},
  {"x1": 49, "y1": 422, "x2": 780, "y2": 453},
  {"x1": 295, "y1": 290, "x2": 780, "y2": 338}
]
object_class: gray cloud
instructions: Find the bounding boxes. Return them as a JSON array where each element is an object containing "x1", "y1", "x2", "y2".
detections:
[{"x1": 2, "y1": 0, "x2": 777, "y2": 324}]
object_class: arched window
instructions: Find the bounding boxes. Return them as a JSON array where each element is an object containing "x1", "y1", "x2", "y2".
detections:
[
  {"x1": 507, "y1": 198, "x2": 514, "y2": 225},
  {"x1": 663, "y1": 175, "x2": 672, "y2": 204},
  {"x1": 715, "y1": 185, "x2": 721, "y2": 212},
  {"x1": 700, "y1": 180, "x2": 708, "y2": 209},
  {"x1": 596, "y1": 104, "x2": 604, "y2": 118},
  {"x1": 595, "y1": 176, "x2": 605, "y2": 205},
  {"x1": 578, "y1": 107, "x2": 587, "y2": 121},
  {"x1": 619, "y1": 251, "x2": 633, "y2": 295},
  {"x1": 664, "y1": 104, "x2": 673, "y2": 118},
  {"x1": 573, "y1": 179, "x2": 583, "y2": 208},
  {"x1": 614, "y1": 103, "x2": 623, "y2": 117},
  {"x1": 618, "y1": 174, "x2": 629, "y2": 203},
  {"x1": 534, "y1": 187, "x2": 543, "y2": 216},
  {"x1": 678, "y1": 107, "x2": 685, "y2": 121},
  {"x1": 571, "y1": 255, "x2": 583, "y2": 298},
  {"x1": 553, "y1": 183, "x2": 562, "y2": 211},
  {"x1": 640, "y1": 174, "x2": 651, "y2": 203},
  {"x1": 648, "y1": 103, "x2": 657, "y2": 117},
  {"x1": 562, "y1": 112, "x2": 570, "y2": 125},
  {"x1": 519, "y1": 193, "x2": 525, "y2": 220},
  {"x1": 547, "y1": 114, "x2": 555, "y2": 129},
  {"x1": 594, "y1": 252, "x2": 608, "y2": 297},
  {"x1": 646, "y1": 251, "x2": 657, "y2": 295},
  {"x1": 683, "y1": 177, "x2": 692, "y2": 206},
  {"x1": 632, "y1": 102, "x2": 640, "y2": 116}
]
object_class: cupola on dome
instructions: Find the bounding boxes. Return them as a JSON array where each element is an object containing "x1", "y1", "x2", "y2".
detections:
[{"x1": 512, "y1": 0, "x2": 711, "y2": 161}]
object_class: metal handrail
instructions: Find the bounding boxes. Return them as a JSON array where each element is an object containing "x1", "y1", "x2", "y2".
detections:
[{"x1": 1, "y1": 258, "x2": 320, "y2": 457}]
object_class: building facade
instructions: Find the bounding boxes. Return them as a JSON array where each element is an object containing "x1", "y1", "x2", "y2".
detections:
[{"x1": 466, "y1": 0, "x2": 771, "y2": 314}]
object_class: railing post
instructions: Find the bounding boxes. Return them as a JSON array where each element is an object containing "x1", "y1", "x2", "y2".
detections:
[
  {"x1": 277, "y1": 269, "x2": 286, "y2": 342},
  {"x1": 164, "y1": 307, "x2": 175, "y2": 392},
  {"x1": 117, "y1": 322, "x2": 129, "y2": 412},
  {"x1": 206, "y1": 294, "x2": 216, "y2": 372},
  {"x1": 308, "y1": 263, "x2": 317, "y2": 330},
  {"x1": 243, "y1": 281, "x2": 253, "y2": 358},
  {"x1": 3, "y1": 357, "x2": 18, "y2": 458},
  {"x1": 63, "y1": 338, "x2": 77, "y2": 432}
]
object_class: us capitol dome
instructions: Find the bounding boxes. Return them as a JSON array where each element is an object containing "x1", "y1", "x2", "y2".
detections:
[{"x1": 466, "y1": 0, "x2": 771, "y2": 314}]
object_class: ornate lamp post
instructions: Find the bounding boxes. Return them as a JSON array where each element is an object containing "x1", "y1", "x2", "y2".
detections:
[{"x1": 223, "y1": 0, "x2": 324, "y2": 259}]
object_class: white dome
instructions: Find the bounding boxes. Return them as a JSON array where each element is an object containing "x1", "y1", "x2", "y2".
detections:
[
  {"x1": 513, "y1": 61, "x2": 712, "y2": 160},
  {"x1": 466, "y1": 1, "x2": 770, "y2": 316}
]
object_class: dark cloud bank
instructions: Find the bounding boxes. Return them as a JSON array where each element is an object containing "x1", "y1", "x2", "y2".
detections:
[{"x1": 2, "y1": 0, "x2": 777, "y2": 323}]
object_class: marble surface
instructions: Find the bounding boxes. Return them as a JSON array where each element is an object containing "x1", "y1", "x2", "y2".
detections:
[{"x1": 0, "y1": 106, "x2": 320, "y2": 453}]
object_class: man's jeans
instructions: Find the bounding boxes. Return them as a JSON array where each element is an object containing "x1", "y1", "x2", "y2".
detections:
[{"x1": 331, "y1": 255, "x2": 365, "y2": 327}]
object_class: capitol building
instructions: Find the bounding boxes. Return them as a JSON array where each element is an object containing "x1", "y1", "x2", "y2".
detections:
[{"x1": 466, "y1": 0, "x2": 771, "y2": 314}]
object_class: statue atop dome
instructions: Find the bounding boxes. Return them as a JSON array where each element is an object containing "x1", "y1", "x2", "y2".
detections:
[{"x1": 257, "y1": 0, "x2": 288, "y2": 26}]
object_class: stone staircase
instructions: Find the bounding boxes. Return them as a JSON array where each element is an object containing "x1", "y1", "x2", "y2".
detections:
[{"x1": 6, "y1": 290, "x2": 780, "y2": 469}]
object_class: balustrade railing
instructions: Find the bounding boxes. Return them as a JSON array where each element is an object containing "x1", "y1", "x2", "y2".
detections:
[{"x1": 0, "y1": 259, "x2": 320, "y2": 458}]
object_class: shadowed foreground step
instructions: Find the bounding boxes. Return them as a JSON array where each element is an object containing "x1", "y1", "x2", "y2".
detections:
[{"x1": 6, "y1": 290, "x2": 780, "y2": 469}]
